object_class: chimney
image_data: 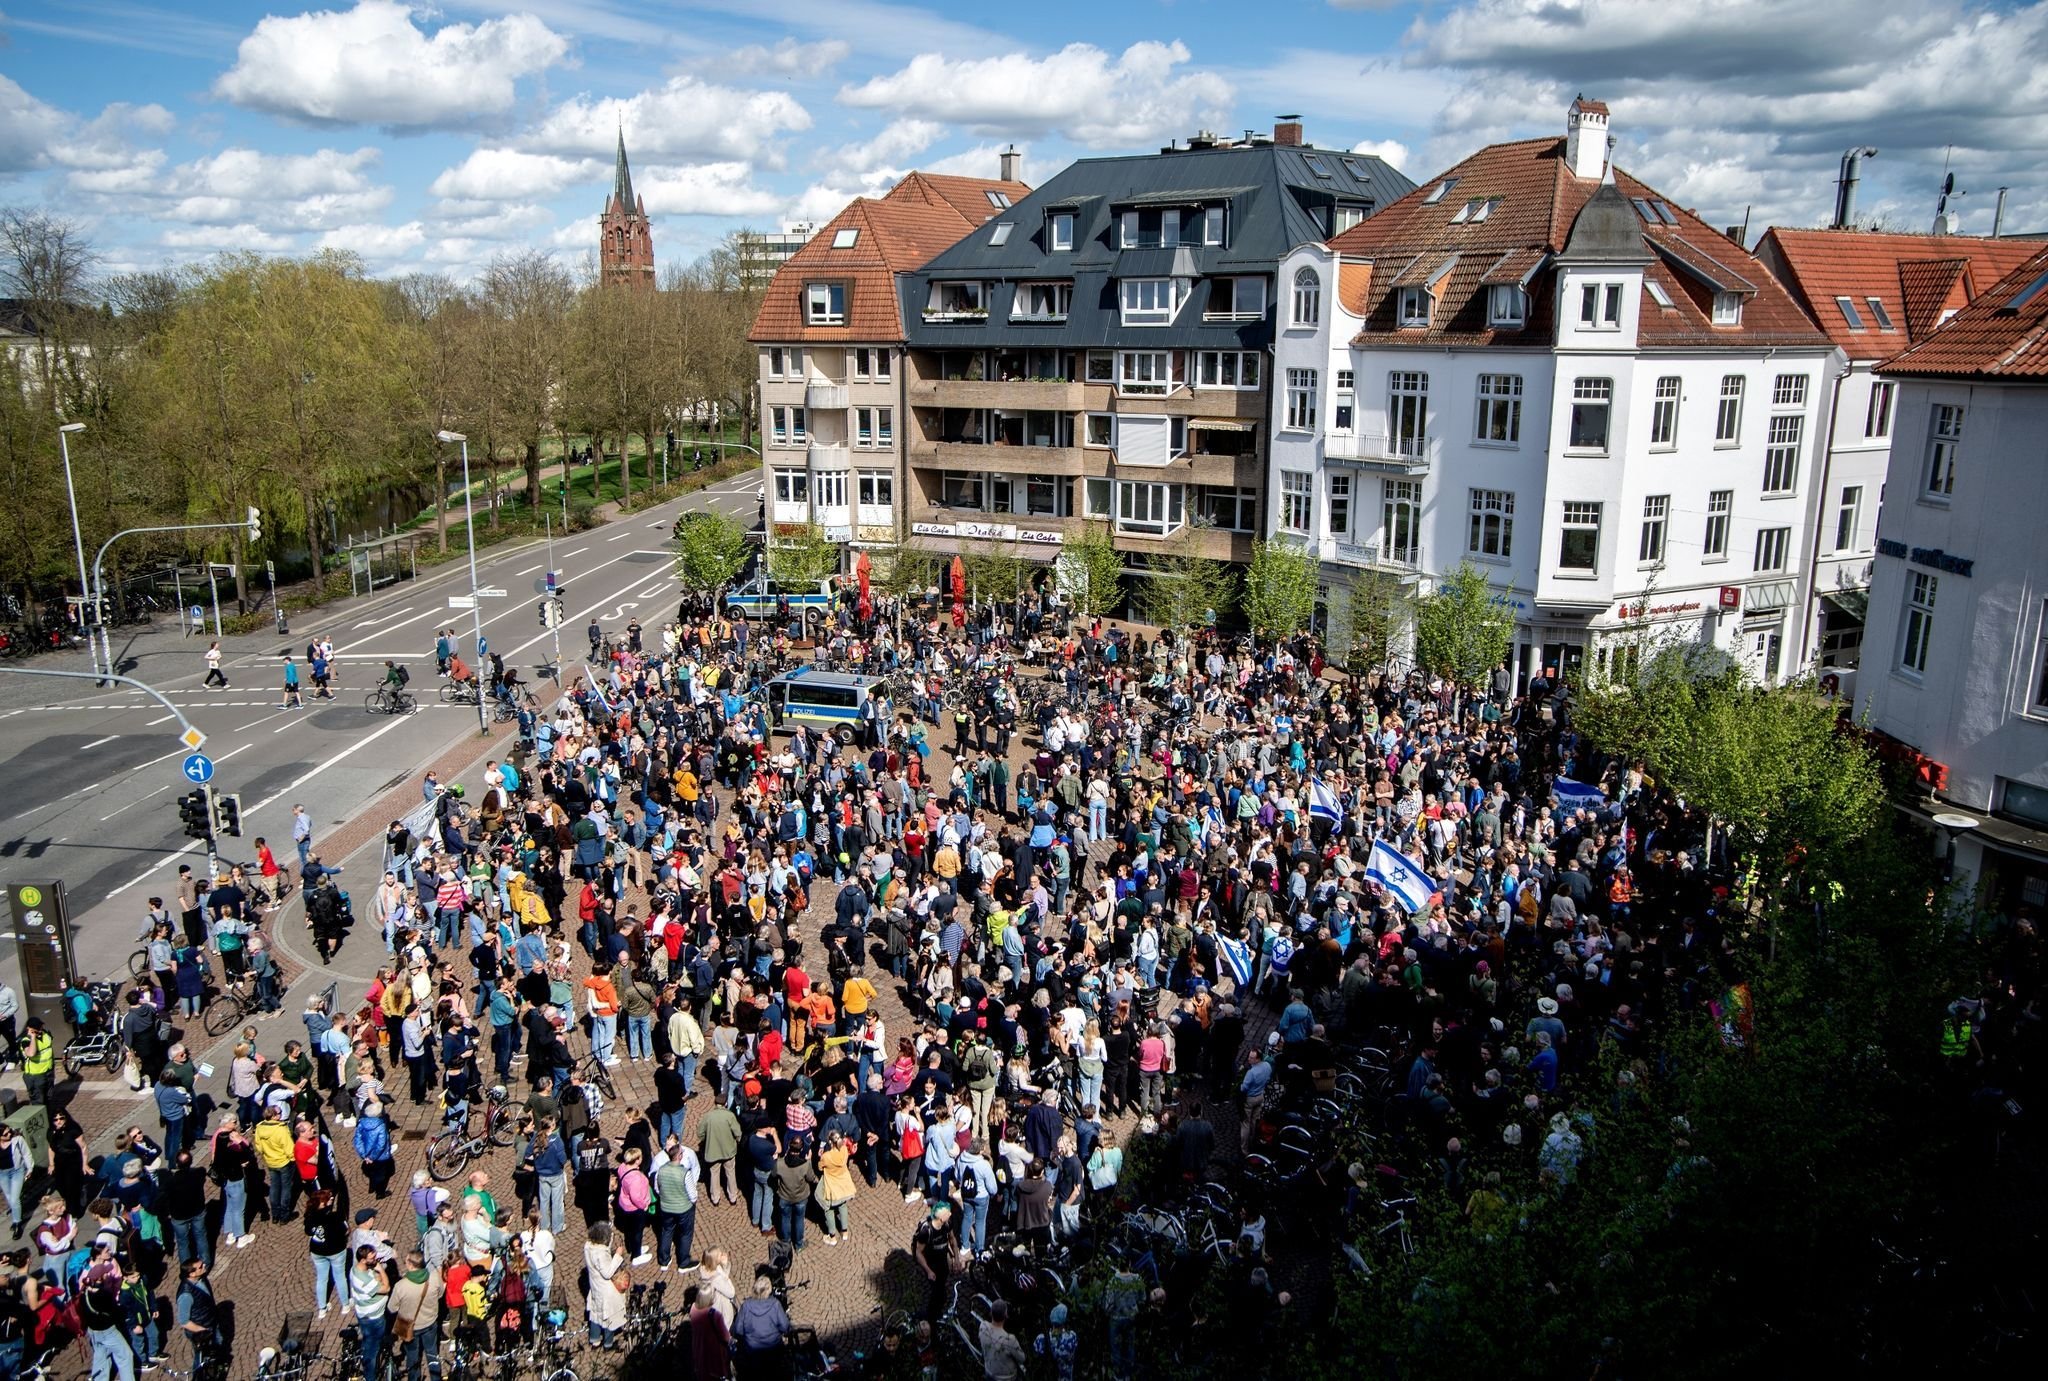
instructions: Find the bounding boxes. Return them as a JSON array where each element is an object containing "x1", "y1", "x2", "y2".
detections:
[
  {"x1": 1994, "y1": 186, "x2": 2009, "y2": 237},
  {"x1": 1725, "y1": 225, "x2": 1746, "y2": 247},
  {"x1": 1565, "y1": 95, "x2": 1610, "y2": 180},
  {"x1": 1832, "y1": 147, "x2": 1878, "y2": 229},
  {"x1": 1274, "y1": 116, "x2": 1303, "y2": 147}
]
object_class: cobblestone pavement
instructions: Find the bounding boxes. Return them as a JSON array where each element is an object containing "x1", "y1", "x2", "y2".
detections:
[{"x1": 25, "y1": 656, "x2": 1290, "y2": 1376}]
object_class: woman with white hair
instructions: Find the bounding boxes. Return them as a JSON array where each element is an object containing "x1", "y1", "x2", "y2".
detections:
[{"x1": 582, "y1": 1221, "x2": 628, "y2": 1349}]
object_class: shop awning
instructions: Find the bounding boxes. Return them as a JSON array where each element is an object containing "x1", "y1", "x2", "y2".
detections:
[{"x1": 1821, "y1": 588, "x2": 1869, "y2": 620}]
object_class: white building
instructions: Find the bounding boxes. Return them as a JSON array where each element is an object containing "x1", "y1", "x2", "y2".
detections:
[
  {"x1": 1280, "y1": 99, "x2": 1841, "y2": 687},
  {"x1": 1858, "y1": 245, "x2": 2048, "y2": 928}
]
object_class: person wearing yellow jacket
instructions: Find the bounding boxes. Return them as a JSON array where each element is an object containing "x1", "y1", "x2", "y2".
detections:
[{"x1": 252, "y1": 1106, "x2": 298, "y2": 1221}]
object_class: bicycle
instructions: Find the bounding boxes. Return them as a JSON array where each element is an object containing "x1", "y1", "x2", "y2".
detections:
[
  {"x1": 579, "y1": 1052, "x2": 618, "y2": 1102},
  {"x1": 426, "y1": 1084, "x2": 518, "y2": 1181},
  {"x1": 203, "y1": 973, "x2": 266, "y2": 1036},
  {"x1": 366, "y1": 685, "x2": 418, "y2": 716},
  {"x1": 441, "y1": 679, "x2": 481, "y2": 706}
]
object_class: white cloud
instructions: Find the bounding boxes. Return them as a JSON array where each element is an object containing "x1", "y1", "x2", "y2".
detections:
[
  {"x1": 727, "y1": 37, "x2": 852, "y2": 78},
  {"x1": 432, "y1": 203, "x2": 554, "y2": 240},
  {"x1": 827, "y1": 119, "x2": 945, "y2": 173},
  {"x1": 67, "y1": 152, "x2": 168, "y2": 195},
  {"x1": 527, "y1": 77, "x2": 811, "y2": 165},
  {"x1": 0, "y1": 77, "x2": 170, "y2": 182},
  {"x1": 839, "y1": 41, "x2": 1233, "y2": 148},
  {"x1": 1235, "y1": 52, "x2": 1453, "y2": 132},
  {"x1": 430, "y1": 148, "x2": 601, "y2": 202},
  {"x1": 159, "y1": 147, "x2": 394, "y2": 230},
  {"x1": 1351, "y1": 139, "x2": 1409, "y2": 171},
  {"x1": 634, "y1": 163, "x2": 783, "y2": 218},
  {"x1": 160, "y1": 224, "x2": 299, "y2": 254},
  {"x1": 0, "y1": 76, "x2": 69, "y2": 173},
  {"x1": 317, "y1": 221, "x2": 426, "y2": 257},
  {"x1": 215, "y1": 0, "x2": 570, "y2": 130}
]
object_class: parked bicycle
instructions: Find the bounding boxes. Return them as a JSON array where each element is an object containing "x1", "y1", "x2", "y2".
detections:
[
  {"x1": 426, "y1": 1084, "x2": 517, "y2": 1180},
  {"x1": 203, "y1": 972, "x2": 266, "y2": 1037}
]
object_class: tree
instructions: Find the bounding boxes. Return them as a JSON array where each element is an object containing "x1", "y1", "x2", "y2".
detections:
[
  {"x1": 1413, "y1": 560, "x2": 1514, "y2": 692},
  {"x1": 476, "y1": 251, "x2": 573, "y2": 508},
  {"x1": 673, "y1": 510, "x2": 752, "y2": 592},
  {"x1": 1240, "y1": 539, "x2": 1318, "y2": 641},
  {"x1": 766, "y1": 523, "x2": 841, "y2": 587},
  {"x1": 0, "y1": 208, "x2": 97, "y2": 402},
  {"x1": 1339, "y1": 567, "x2": 1410, "y2": 672},
  {"x1": 1061, "y1": 522, "x2": 1124, "y2": 622},
  {"x1": 387, "y1": 274, "x2": 469, "y2": 553},
  {"x1": 963, "y1": 547, "x2": 1027, "y2": 605},
  {"x1": 1143, "y1": 522, "x2": 1237, "y2": 632}
]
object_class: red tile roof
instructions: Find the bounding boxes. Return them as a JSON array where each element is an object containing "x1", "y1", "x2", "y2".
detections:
[
  {"x1": 1326, "y1": 137, "x2": 1829, "y2": 350},
  {"x1": 1881, "y1": 245, "x2": 2048, "y2": 379},
  {"x1": 747, "y1": 172, "x2": 1030, "y2": 344},
  {"x1": 1751, "y1": 227, "x2": 2040, "y2": 353}
]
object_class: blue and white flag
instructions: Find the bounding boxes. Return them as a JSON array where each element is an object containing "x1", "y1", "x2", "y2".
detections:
[
  {"x1": 1551, "y1": 778, "x2": 1606, "y2": 812},
  {"x1": 1307, "y1": 777, "x2": 1345, "y2": 828},
  {"x1": 584, "y1": 664, "x2": 613, "y2": 714},
  {"x1": 1217, "y1": 934, "x2": 1255, "y2": 988},
  {"x1": 1367, "y1": 840, "x2": 1440, "y2": 913}
]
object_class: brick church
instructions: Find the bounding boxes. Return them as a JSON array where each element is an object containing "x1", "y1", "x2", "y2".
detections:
[{"x1": 599, "y1": 129, "x2": 655, "y2": 289}]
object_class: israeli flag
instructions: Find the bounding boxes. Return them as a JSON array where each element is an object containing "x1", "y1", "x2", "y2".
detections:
[
  {"x1": 1551, "y1": 778, "x2": 1606, "y2": 812},
  {"x1": 1308, "y1": 777, "x2": 1346, "y2": 828},
  {"x1": 1218, "y1": 934, "x2": 1254, "y2": 988},
  {"x1": 1367, "y1": 840, "x2": 1440, "y2": 913}
]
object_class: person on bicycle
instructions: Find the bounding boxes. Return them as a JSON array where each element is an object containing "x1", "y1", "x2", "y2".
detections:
[
  {"x1": 447, "y1": 652, "x2": 474, "y2": 688},
  {"x1": 383, "y1": 660, "x2": 409, "y2": 696}
]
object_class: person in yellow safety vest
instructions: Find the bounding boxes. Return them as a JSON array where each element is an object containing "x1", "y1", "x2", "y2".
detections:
[
  {"x1": 1940, "y1": 1006, "x2": 1979, "y2": 1063},
  {"x1": 21, "y1": 1017, "x2": 54, "y2": 1106}
]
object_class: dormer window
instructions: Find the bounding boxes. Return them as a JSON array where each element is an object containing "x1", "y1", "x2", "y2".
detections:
[
  {"x1": 985, "y1": 190, "x2": 1011, "y2": 209},
  {"x1": 1207, "y1": 277, "x2": 1266, "y2": 320},
  {"x1": 1422, "y1": 178, "x2": 1459, "y2": 205},
  {"x1": 1712, "y1": 292, "x2": 1743, "y2": 325},
  {"x1": 924, "y1": 281, "x2": 988, "y2": 320},
  {"x1": 1198, "y1": 206, "x2": 1225, "y2": 246},
  {"x1": 804, "y1": 282, "x2": 846, "y2": 325},
  {"x1": 1012, "y1": 281, "x2": 1073, "y2": 323},
  {"x1": 1487, "y1": 285, "x2": 1525, "y2": 328},
  {"x1": 1579, "y1": 283, "x2": 1623, "y2": 330},
  {"x1": 1120, "y1": 278, "x2": 1188, "y2": 325},
  {"x1": 1332, "y1": 204, "x2": 1367, "y2": 234},
  {"x1": 1397, "y1": 287, "x2": 1431, "y2": 328},
  {"x1": 1048, "y1": 212, "x2": 1075, "y2": 252},
  {"x1": 1450, "y1": 197, "x2": 1501, "y2": 225}
]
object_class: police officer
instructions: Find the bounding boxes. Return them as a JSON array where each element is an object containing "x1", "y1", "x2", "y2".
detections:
[{"x1": 20, "y1": 1018, "x2": 53, "y2": 1106}]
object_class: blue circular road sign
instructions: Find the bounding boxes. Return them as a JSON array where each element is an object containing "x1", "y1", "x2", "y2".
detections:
[{"x1": 182, "y1": 753, "x2": 215, "y2": 784}]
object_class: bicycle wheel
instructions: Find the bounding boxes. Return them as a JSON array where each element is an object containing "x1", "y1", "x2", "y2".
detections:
[
  {"x1": 128, "y1": 948, "x2": 151, "y2": 978},
  {"x1": 62, "y1": 1044, "x2": 90, "y2": 1080},
  {"x1": 426, "y1": 1131, "x2": 470, "y2": 1181},
  {"x1": 439, "y1": 683, "x2": 462, "y2": 703},
  {"x1": 487, "y1": 1102, "x2": 517, "y2": 1148},
  {"x1": 365, "y1": 690, "x2": 387, "y2": 714},
  {"x1": 396, "y1": 692, "x2": 418, "y2": 715},
  {"x1": 587, "y1": 1060, "x2": 617, "y2": 1102},
  {"x1": 203, "y1": 994, "x2": 244, "y2": 1038}
]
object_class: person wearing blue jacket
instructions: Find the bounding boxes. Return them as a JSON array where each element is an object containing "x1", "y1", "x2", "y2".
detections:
[{"x1": 353, "y1": 1101, "x2": 396, "y2": 1198}]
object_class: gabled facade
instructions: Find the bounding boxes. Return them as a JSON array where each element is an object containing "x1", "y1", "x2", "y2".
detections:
[
  {"x1": 1754, "y1": 227, "x2": 2040, "y2": 686},
  {"x1": 748, "y1": 167, "x2": 1030, "y2": 557},
  {"x1": 1295, "y1": 99, "x2": 1838, "y2": 686},
  {"x1": 896, "y1": 125, "x2": 1411, "y2": 575},
  {"x1": 1857, "y1": 246, "x2": 2048, "y2": 926}
]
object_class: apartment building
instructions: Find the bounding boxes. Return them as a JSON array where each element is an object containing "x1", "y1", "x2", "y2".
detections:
[
  {"x1": 1857, "y1": 245, "x2": 2048, "y2": 928},
  {"x1": 748, "y1": 168, "x2": 1030, "y2": 558},
  {"x1": 1754, "y1": 227, "x2": 2039, "y2": 689},
  {"x1": 896, "y1": 124, "x2": 1411, "y2": 577},
  {"x1": 1283, "y1": 98, "x2": 1838, "y2": 686}
]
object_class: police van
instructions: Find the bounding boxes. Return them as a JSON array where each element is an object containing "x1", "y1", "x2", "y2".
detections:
[
  {"x1": 724, "y1": 575, "x2": 836, "y2": 621},
  {"x1": 764, "y1": 667, "x2": 879, "y2": 744}
]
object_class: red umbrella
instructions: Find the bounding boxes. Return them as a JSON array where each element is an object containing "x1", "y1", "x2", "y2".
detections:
[
  {"x1": 949, "y1": 555, "x2": 967, "y2": 628},
  {"x1": 855, "y1": 549, "x2": 872, "y2": 602}
]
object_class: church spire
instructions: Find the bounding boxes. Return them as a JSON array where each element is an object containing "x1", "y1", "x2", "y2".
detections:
[{"x1": 613, "y1": 122, "x2": 637, "y2": 212}]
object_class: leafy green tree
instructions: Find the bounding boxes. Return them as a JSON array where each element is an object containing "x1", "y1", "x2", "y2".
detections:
[
  {"x1": 1413, "y1": 559, "x2": 1515, "y2": 692},
  {"x1": 1061, "y1": 521, "x2": 1124, "y2": 621},
  {"x1": 1240, "y1": 539, "x2": 1318, "y2": 640},
  {"x1": 1339, "y1": 567, "x2": 1411, "y2": 672},
  {"x1": 964, "y1": 547, "x2": 1027, "y2": 605},
  {"x1": 766, "y1": 523, "x2": 841, "y2": 587},
  {"x1": 673, "y1": 509, "x2": 752, "y2": 592},
  {"x1": 1144, "y1": 522, "x2": 1237, "y2": 631}
]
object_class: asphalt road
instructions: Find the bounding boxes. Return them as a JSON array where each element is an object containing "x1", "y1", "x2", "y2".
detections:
[{"x1": 0, "y1": 468, "x2": 763, "y2": 981}]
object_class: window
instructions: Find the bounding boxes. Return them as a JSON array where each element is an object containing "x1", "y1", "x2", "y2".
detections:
[
  {"x1": 1119, "y1": 278, "x2": 1185, "y2": 325},
  {"x1": 1207, "y1": 277, "x2": 1266, "y2": 319},
  {"x1": 1772, "y1": 374, "x2": 1808, "y2": 408},
  {"x1": 1712, "y1": 292, "x2": 1743, "y2": 325},
  {"x1": 1487, "y1": 284, "x2": 1525, "y2": 327},
  {"x1": 1024, "y1": 476, "x2": 1063, "y2": 517},
  {"x1": 1396, "y1": 287, "x2": 1430, "y2": 328},
  {"x1": 985, "y1": 190, "x2": 1011, "y2": 209},
  {"x1": 1327, "y1": 473, "x2": 1352, "y2": 540},
  {"x1": 1332, "y1": 204, "x2": 1366, "y2": 234},
  {"x1": 1763, "y1": 415, "x2": 1803, "y2": 493},
  {"x1": 1474, "y1": 373, "x2": 1521, "y2": 444},
  {"x1": 1118, "y1": 351, "x2": 1172, "y2": 395},
  {"x1": 1558, "y1": 501, "x2": 1601, "y2": 572},
  {"x1": 1199, "y1": 206, "x2": 1225, "y2": 245},
  {"x1": 769, "y1": 406, "x2": 807, "y2": 446},
  {"x1": 1835, "y1": 296, "x2": 1865, "y2": 330},
  {"x1": 1013, "y1": 282, "x2": 1073, "y2": 322},
  {"x1": 1049, "y1": 213, "x2": 1075, "y2": 252},
  {"x1": 1753, "y1": 525, "x2": 1790, "y2": 572},
  {"x1": 1279, "y1": 471, "x2": 1313, "y2": 532},
  {"x1": 813, "y1": 471, "x2": 847, "y2": 510},
  {"x1": 1084, "y1": 414, "x2": 1114, "y2": 448},
  {"x1": 2030, "y1": 602, "x2": 2048, "y2": 713},
  {"x1": 1715, "y1": 375, "x2": 1744, "y2": 445},
  {"x1": 1285, "y1": 368, "x2": 1318, "y2": 431},
  {"x1": 925, "y1": 281, "x2": 986, "y2": 318},
  {"x1": 1292, "y1": 268, "x2": 1322, "y2": 327},
  {"x1": 1422, "y1": 179, "x2": 1458, "y2": 205},
  {"x1": 1195, "y1": 352, "x2": 1261, "y2": 389},
  {"x1": 1200, "y1": 487, "x2": 1258, "y2": 532},
  {"x1": 1116, "y1": 480, "x2": 1183, "y2": 536},
  {"x1": 768, "y1": 347, "x2": 801, "y2": 378},
  {"x1": 1650, "y1": 376, "x2": 1680, "y2": 449},
  {"x1": 988, "y1": 222, "x2": 1013, "y2": 247},
  {"x1": 1383, "y1": 480, "x2": 1421, "y2": 565},
  {"x1": 940, "y1": 472, "x2": 984, "y2": 509},
  {"x1": 852, "y1": 407, "x2": 893, "y2": 448},
  {"x1": 1450, "y1": 197, "x2": 1501, "y2": 224},
  {"x1": 1568, "y1": 377, "x2": 1613, "y2": 453},
  {"x1": 1083, "y1": 477, "x2": 1111, "y2": 519},
  {"x1": 1703, "y1": 490, "x2": 1731, "y2": 560},
  {"x1": 830, "y1": 227, "x2": 859, "y2": 249},
  {"x1": 1865, "y1": 380, "x2": 1894, "y2": 438},
  {"x1": 1834, "y1": 485, "x2": 1862, "y2": 552},
  {"x1": 1900, "y1": 571, "x2": 1937, "y2": 675},
  {"x1": 1579, "y1": 283, "x2": 1622, "y2": 329},
  {"x1": 1818, "y1": 606, "x2": 1862, "y2": 669},
  {"x1": 1388, "y1": 371, "x2": 1428, "y2": 458},
  {"x1": 772, "y1": 469, "x2": 809, "y2": 505},
  {"x1": 1645, "y1": 280, "x2": 1674, "y2": 308},
  {"x1": 1924, "y1": 404, "x2": 1963, "y2": 500},
  {"x1": 1085, "y1": 352, "x2": 1115, "y2": 383},
  {"x1": 856, "y1": 472, "x2": 893, "y2": 511},
  {"x1": 1118, "y1": 207, "x2": 1184, "y2": 249},
  {"x1": 1468, "y1": 489, "x2": 1514, "y2": 559},
  {"x1": 1639, "y1": 495, "x2": 1669, "y2": 565},
  {"x1": 1303, "y1": 153, "x2": 1332, "y2": 179},
  {"x1": 851, "y1": 348, "x2": 889, "y2": 380},
  {"x1": 1866, "y1": 296, "x2": 1895, "y2": 330},
  {"x1": 1333, "y1": 369, "x2": 1354, "y2": 432}
]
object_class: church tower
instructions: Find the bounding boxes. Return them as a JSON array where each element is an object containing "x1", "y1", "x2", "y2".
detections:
[{"x1": 599, "y1": 128, "x2": 655, "y2": 290}]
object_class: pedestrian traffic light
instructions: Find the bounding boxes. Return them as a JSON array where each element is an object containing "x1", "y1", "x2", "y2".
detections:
[
  {"x1": 212, "y1": 791, "x2": 242, "y2": 838},
  {"x1": 178, "y1": 789, "x2": 210, "y2": 840},
  {"x1": 247, "y1": 506, "x2": 263, "y2": 543},
  {"x1": 536, "y1": 600, "x2": 548, "y2": 628}
]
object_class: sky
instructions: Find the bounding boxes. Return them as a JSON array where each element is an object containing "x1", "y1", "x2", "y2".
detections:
[{"x1": 3, "y1": 0, "x2": 2048, "y2": 284}]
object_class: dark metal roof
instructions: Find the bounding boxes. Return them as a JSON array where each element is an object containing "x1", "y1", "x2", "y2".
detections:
[
  {"x1": 902, "y1": 141, "x2": 1413, "y2": 350},
  {"x1": 1557, "y1": 183, "x2": 1653, "y2": 266},
  {"x1": 612, "y1": 128, "x2": 637, "y2": 212}
]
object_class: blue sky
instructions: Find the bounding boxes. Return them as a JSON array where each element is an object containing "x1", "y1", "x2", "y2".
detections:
[{"x1": 4, "y1": 0, "x2": 2047, "y2": 282}]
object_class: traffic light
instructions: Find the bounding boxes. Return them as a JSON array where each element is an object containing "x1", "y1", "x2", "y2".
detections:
[
  {"x1": 211, "y1": 791, "x2": 242, "y2": 838},
  {"x1": 246, "y1": 506, "x2": 263, "y2": 543},
  {"x1": 536, "y1": 600, "x2": 548, "y2": 628},
  {"x1": 177, "y1": 789, "x2": 210, "y2": 840}
]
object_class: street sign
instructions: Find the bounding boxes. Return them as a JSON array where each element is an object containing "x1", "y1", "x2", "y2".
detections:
[
  {"x1": 448, "y1": 596, "x2": 476, "y2": 609},
  {"x1": 265, "y1": 560, "x2": 276, "y2": 579},
  {"x1": 182, "y1": 752, "x2": 215, "y2": 784},
  {"x1": 476, "y1": 586, "x2": 506, "y2": 598},
  {"x1": 6, "y1": 879, "x2": 76, "y2": 1042},
  {"x1": 179, "y1": 725, "x2": 207, "y2": 751}
]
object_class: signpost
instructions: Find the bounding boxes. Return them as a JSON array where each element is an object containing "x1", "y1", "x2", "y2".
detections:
[{"x1": 182, "y1": 752, "x2": 215, "y2": 785}]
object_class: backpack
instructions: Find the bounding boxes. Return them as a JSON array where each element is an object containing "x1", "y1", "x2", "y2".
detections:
[
  {"x1": 78, "y1": 1271, "x2": 122, "y2": 1330},
  {"x1": 462, "y1": 1278, "x2": 489, "y2": 1320},
  {"x1": 396, "y1": 665, "x2": 411, "y2": 686}
]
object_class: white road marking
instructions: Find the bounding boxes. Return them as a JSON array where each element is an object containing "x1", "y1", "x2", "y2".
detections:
[
  {"x1": 635, "y1": 583, "x2": 667, "y2": 599},
  {"x1": 647, "y1": 521, "x2": 666, "y2": 528},
  {"x1": 606, "y1": 531, "x2": 635, "y2": 542},
  {"x1": 245, "y1": 712, "x2": 417, "y2": 815},
  {"x1": 107, "y1": 840, "x2": 203, "y2": 898},
  {"x1": 515, "y1": 564, "x2": 543, "y2": 576},
  {"x1": 352, "y1": 606, "x2": 416, "y2": 629},
  {"x1": 79, "y1": 735, "x2": 118, "y2": 750},
  {"x1": 563, "y1": 547, "x2": 588, "y2": 557},
  {"x1": 146, "y1": 713, "x2": 175, "y2": 726},
  {"x1": 101, "y1": 743, "x2": 246, "y2": 820}
]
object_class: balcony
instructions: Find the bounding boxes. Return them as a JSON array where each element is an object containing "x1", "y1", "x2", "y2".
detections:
[
  {"x1": 808, "y1": 442, "x2": 849, "y2": 468},
  {"x1": 1332, "y1": 540, "x2": 1426, "y2": 576},
  {"x1": 909, "y1": 440, "x2": 1087, "y2": 475},
  {"x1": 805, "y1": 380, "x2": 848, "y2": 410},
  {"x1": 907, "y1": 377, "x2": 1085, "y2": 410},
  {"x1": 1182, "y1": 452, "x2": 1264, "y2": 487},
  {"x1": 1332, "y1": 432, "x2": 1437, "y2": 472},
  {"x1": 1115, "y1": 387, "x2": 1266, "y2": 419}
]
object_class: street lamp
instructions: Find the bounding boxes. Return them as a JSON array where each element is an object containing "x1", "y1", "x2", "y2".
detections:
[
  {"x1": 437, "y1": 430, "x2": 489, "y2": 736},
  {"x1": 55, "y1": 422, "x2": 99, "y2": 681}
]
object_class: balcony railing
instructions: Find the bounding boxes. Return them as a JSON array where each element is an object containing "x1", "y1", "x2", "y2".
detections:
[
  {"x1": 805, "y1": 381, "x2": 848, "y2": 410},
  {"x1": 1333, "y1": 540, "x2": 1425, "y2": 574},
  {"x1": 808, "y1": 442, "x2": 849, "y2": 468},
  {"x1": 1341, "y1": 433, "x2": 1438, "y2": 470}
]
